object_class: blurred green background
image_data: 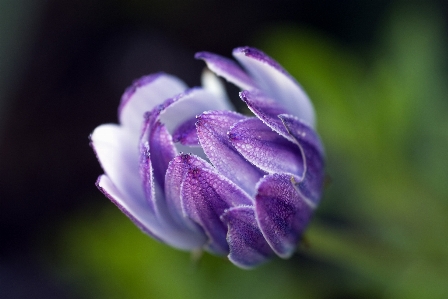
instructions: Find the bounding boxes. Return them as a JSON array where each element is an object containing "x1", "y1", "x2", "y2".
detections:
[{"x1": 1, "y1": 0, "x2": 447, "y2": 298}]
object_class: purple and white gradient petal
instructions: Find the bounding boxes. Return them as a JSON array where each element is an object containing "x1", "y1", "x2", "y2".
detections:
[{"x1": 91, "y1": 47, "x2": 325, "y2": 269}]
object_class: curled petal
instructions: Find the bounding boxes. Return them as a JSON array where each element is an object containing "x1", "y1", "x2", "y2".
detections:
[
  {"x1": 233, "y1": 47, "x2": 315, "y2": 127},
  {"x1": 279, "y1": 114, "x2": 325, "y2": 203},
  {"x1": 91, "y1": 124, "x2": 145, "y2": 209},
  {"x1": 119, "y1": 73, "x2": 188, "y2": 133},
  {"x1": 96, "y1": 175, "x2": 206, "y2": 250},
  {"x1": 229, "y1": 118, "x2": 304, "y2": 177},
  {"x1": 196, "y1": 110, "x2": 265, "y2": 196},
  {"x1": 180, "y1": 154, "x2": 253, "y2": 255},
  {"x1": 139, "y1": 142, "x2": 157, "y2": 213},
  {"x1": 164, "y1": 154, "x2": 211, "y2": 232},
  {"x1": 160, "y1": 87, "x2": 232, "y2": 135},
  {"x1": 221, "y1": 206, "x2": 274, "y2": 269},
  {"x1": 195, "y1": 51, "x2": 256, "y2": 90},
  {"x1": 201, "y1": 68, "x2": 234, "y2": 100},
  {"x1": 96, "y1": 175, "x2": 161, "y2": 241},
  {"x1": 172, "y1": 118, "x2": 200, "y2": 146},
  {"x1": 138, "y1": 108, "x2": 177, "y2": 222},
  {"x1": 239, "y1": 90, "x2": 292, "y2": 141},
  {"x1": 255, "y1": 174, "x2": 315, "y2": 258},
  {"x1": 138, "y1": 122, "x2": 207, "y2": 247},
  {"x1": 142, "y1": 116, "x2": 177, "y2": 190}
]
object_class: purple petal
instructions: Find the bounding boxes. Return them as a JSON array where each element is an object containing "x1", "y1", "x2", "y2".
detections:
[
  {"x1": 92, "y1": 104, "x2": 206, "y2": 250},
  {"x1": 140, "y1": 122, "x2": 205, "y2": 237},
  {"x1": 142, "y1": 114, "x2": 177, "y2": 190},
  {"x1": 137, "y1": 107, "x2": 178, "y2": 219},
  {"x1": 221, "y1": 206, "x2": 274, "y2": 269},
  {"x1": 119, "y1": 73, "x2": 188, "y2": 133},
  {"x1": 239, "y1": 90, "x2": 292, "y2": 140},
  {"x1": 149, "y1": 122, "x2": 177, "y2": 188},
  {"x1": 279, "y1": 114, "x2": 325, "y2": 203},
  {"x1": 138, "y1": 133, "x2": 208, "y2": 248},
  {"x1": 180, "y1": 154, "x2": 253, "y2": 255},
  {"x1": 172, "y1": 117, "x2": 200, "y2": 146},
  {"x1": 195, "y1": 51, "x2": 256, "y2": 90},
  {"x1": 255, "y1": 173, "x2": 315, "y2": 258},
  {"x1": 139, "y1": 107, "x2": 207, "y2": 241},
  {"x1": 164, "y1": 154, "x2": 212, "y2": 232},
  {"x1": 233, "y1": 47, "x2": 315, "y2": 127},
  {"x1": 138, "y1": 141, "x2": 157, "y2": 214},
  {"x1": 96, "y1": 175, "x2": 206, "y2": 250},
  {"x1": 196, "y1": 110, "x2": 265, "y2": 196},
  {"x1": 229, "y1": 118, "x2": 304, "y2": 177}
]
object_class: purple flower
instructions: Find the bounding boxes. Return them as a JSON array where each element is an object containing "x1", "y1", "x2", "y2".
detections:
[{"x1": 90, "y1": 47, "x2": 325, "y2": 269}]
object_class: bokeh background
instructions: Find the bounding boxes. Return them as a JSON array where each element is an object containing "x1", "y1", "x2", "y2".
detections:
[{"x1": 1, "y1": 0, "x2": 447, "y2": 298}]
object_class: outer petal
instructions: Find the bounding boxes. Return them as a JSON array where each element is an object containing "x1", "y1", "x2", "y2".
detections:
[
  {"x1": 233, "y1": 47, "x2": 315, "y2": 127},
  {"x1": 229, "y1": 118, "x2": 304, "y2": 177},
  {"x1": 119, "y1": 73, "x2": 188, "y2": 133},
  {"x1": 91, "y1": 124, "x2": 145, "y2": 209},
  {"x1": 255, "y1": 174, "x2": 315, "y2": 258},
  {"x1": 196, "y1": 110, "x2": 265, "y2": 196},
  {"x1": 279, "y1": 114, "x2": 325, "y2": 203},
  {"x1": 96, "y1": 175, "x2": 206, "y2": 250},
  {"x1": 195, "y1": 51, "x2": 256, "y2": 90},
  {"x1": 180, "y1": 154, "x2": 253, "y2": 255},
  {"x1": 96, "y1": 175, "x2": 161, "y2": 240},
  {"x1": 221, "y1": 206, "x2": 274, "y2": 269}
]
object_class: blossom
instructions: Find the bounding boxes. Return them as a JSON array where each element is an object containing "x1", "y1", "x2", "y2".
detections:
[{"x1": 90, "y1": 47, "x2": 325, "y2": 269}]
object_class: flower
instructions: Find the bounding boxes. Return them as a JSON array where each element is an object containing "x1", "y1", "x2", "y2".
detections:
[{"x1": 90, "y1": 47, "x2": 325, "y2": 269}]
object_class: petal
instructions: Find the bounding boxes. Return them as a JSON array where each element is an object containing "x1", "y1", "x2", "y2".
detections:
[
  {"x1": 138, "y1": 107, "x2": 178, "y2": 223},
  {"x1": 139, "y1": 109, "x2": 208, "y2": 243},
  {"x1": 149, "y1": 122, "x2": 177, "y2": 188},
  {"x1": 279, "y1": 114, "x2": 325, "y2": 203},
  {"x1": 137, "y1": 106, "x2": 209, "y2": 248},
  {"x1": 141, "y1": 111, "x2": 177, "y2": 189},
  {"x1": 180, "y1": 154, "x2": 253, "y2": 255},
  {"x1": 96, "y1": 175, "x2": 206, "y2": 250},
  {"x1": 138, "y1": 141, "x2": 157, "y2": 214},
  {"x1": 233, "y1": 47, "x2": 315, "y2": 127},
  {"x1": 229, "y1": 118, "x2": 304, "y2": 177},
  {"x1": 164, "y1": 154, "x2": 211, "y2": 232},
  {"x1": 96, "y1": 175, "x2": 161, "y2": 240},
  {"x1": 221, "y1": 206, "x2": 274, "y2": 269},
  {"x1": 172, "y1": 117, "x2": 200, "y2": 146},
  {"x1": 91, "y1": 124, "x2": 145, "y2": 208},
  {"x1": 160, "y1": 87, "x2": 233, "y2": 135},
  {"x1": 255, "y1": 174, "x2": 315, "y2": 258},
  {"x1": 201, "y1": 69, "x2": 230, "y2": 100},
  {"x1": 196, "y1": 110, "x2": 265, "y2": 196},
  {"x1": 195, "y1": 51, "x2": 256, "y2": 90},
  {"x1": 239, "y1": 90, "x2": 292, "y2": 141},
  {"x1": 119, "y1": 73, "x2": 188, "y2": 133}
]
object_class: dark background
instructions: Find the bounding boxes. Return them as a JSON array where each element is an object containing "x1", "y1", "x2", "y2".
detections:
[{"x1": 1, "y1": 0, "x2": 446, "y2": 298}]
